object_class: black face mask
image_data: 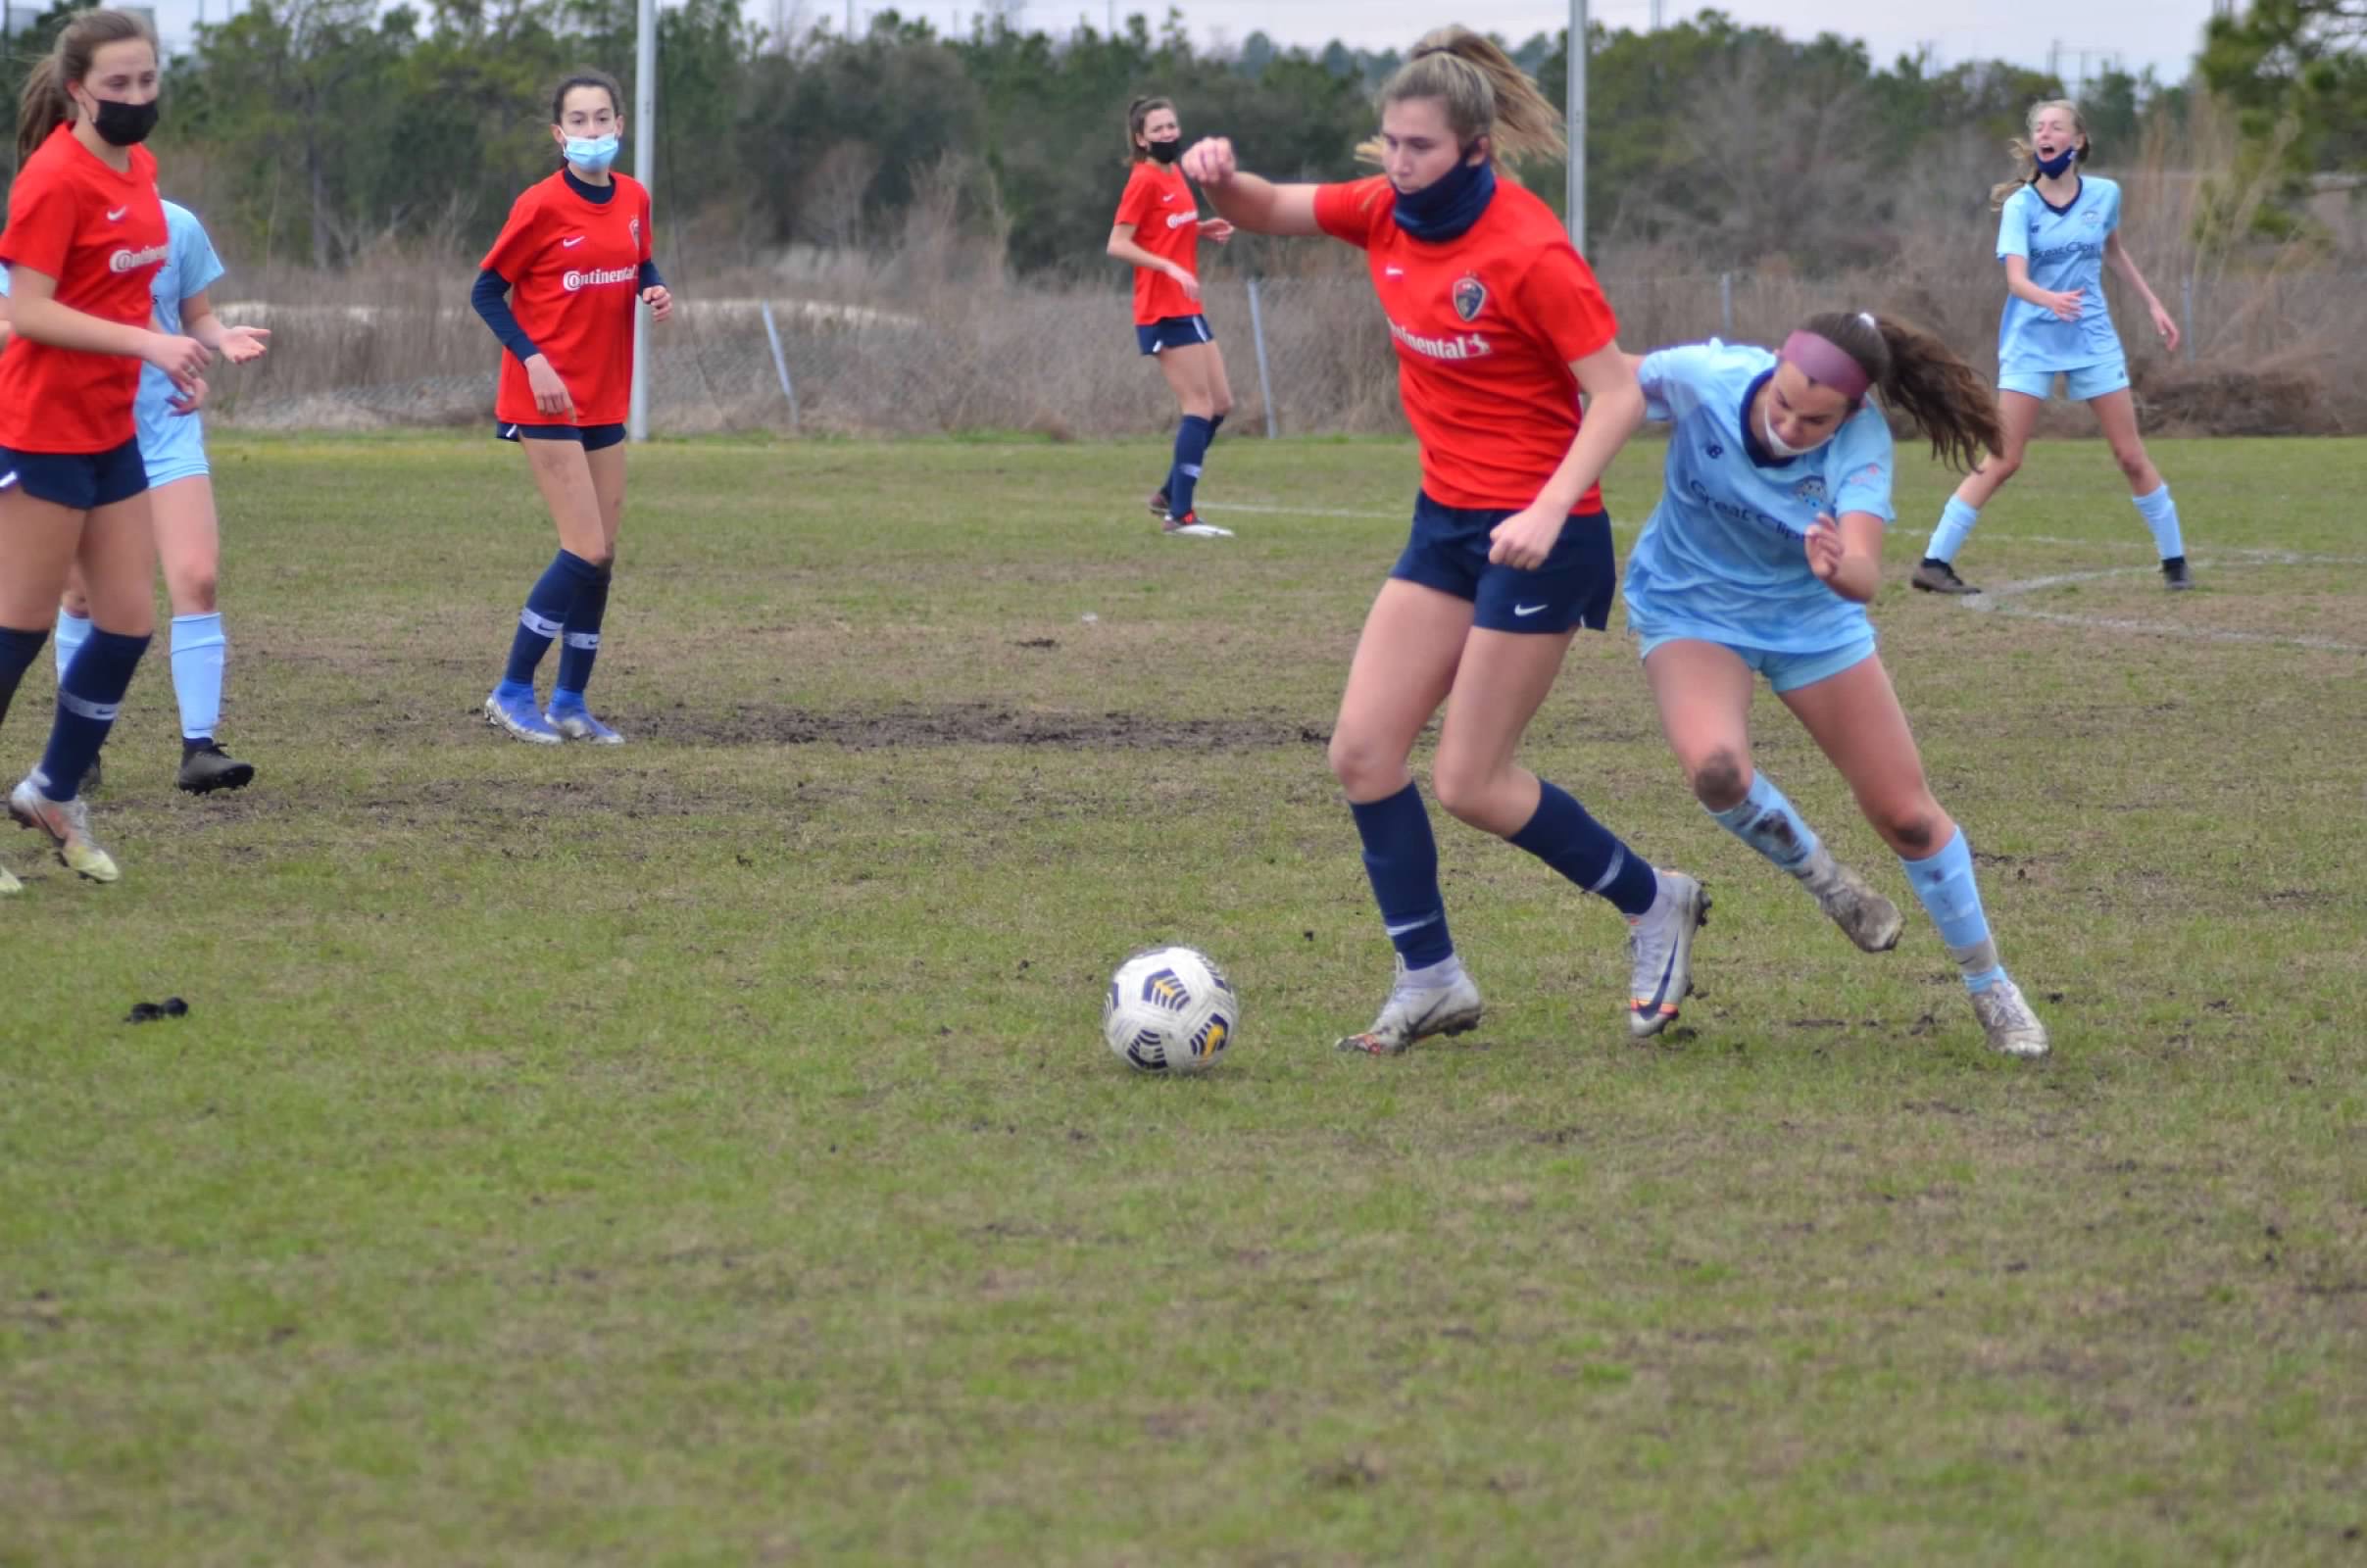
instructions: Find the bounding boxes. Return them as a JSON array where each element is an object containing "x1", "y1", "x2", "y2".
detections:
[
  {"x1": 87, "y1": 96, "x2": 159, "y2": 148},
  {"x1": 1144, "y1": 137, "x2": 1182, "y2": 165}
]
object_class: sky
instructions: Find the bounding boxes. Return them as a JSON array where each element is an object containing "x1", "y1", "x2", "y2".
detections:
[{"x1": 97, "y1": 0, "x2": 2225, "y2": 87}]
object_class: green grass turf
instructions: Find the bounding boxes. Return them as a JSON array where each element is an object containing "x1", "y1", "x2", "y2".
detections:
[{"x1": 2, "y1": 433, "x2": 2361, "y2": 1564}]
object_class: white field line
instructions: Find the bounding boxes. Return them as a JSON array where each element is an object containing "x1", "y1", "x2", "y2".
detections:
[{"x1": 1960, "y1": 549, "x2": 2367, "y2": 654}]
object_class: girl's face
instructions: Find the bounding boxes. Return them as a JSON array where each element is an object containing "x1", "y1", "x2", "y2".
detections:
[
  {"x1": 2030, "y1": 106, "x2": 2084, "y2": 165},
  {"x1": 1378, "y1": 96, "x2": 1479, "y2": 194},
  {"x1": 1137, "y1": 105, "x2": 1178, "y2": 153},
  {"x1": 73, "y1": 38, "x2": 159, "y2": 120},
  {"x1": 1759, "y1": 361, "x2": 1852, "y2": 454},
  {"x1": 552, "y1": 86, "x2": 621, "y2": 152}
]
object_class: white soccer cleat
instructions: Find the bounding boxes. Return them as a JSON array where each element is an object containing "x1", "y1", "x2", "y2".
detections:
[
  {"x1": 1336, "y1": 958, "x2": 1484, "y2": 1055},
  {"x1": 9, "y1": 777, "x2": 119, "y2": 884},
  {"x1": 0, "y1": 861, "x2": 20, "y2": 896},
  {"x1": 1628, "y1": 870, "x2": 1709, "y2": 1038},
  {"x1": 1800, "y1": 849, "x2": 1904, "y2": 954},
  {"x1": 1971, "y1": 979, "x2": 2050, "y2": 1058}
]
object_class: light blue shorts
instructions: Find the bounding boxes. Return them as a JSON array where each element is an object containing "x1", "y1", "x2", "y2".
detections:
[
  {"x1": 137, "y1": 416, "x2": 210, "y2": 491},
  {"x1": 1637, "y1": 630, "x2": 1878, "y2": 695},
  {"x1": 1997, "y1": 357, "x2": 2130, "y2": 403}
]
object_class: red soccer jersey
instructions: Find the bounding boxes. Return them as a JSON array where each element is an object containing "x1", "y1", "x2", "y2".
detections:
[
  {"x1": 0, "y1": 126, "x2": 169, "y2": 454},
  {"x1": 1313, "y1": 173, "x2": 1618, "y2": 513},
  {"x1": 1112, "y1": 161, "x2": 1201, "y2": 325},
  {"x1": 480, "y1": 171, "x2": 653, "y2": 426}
]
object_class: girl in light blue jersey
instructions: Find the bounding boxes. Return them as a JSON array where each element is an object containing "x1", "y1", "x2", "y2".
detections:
[
  {"x1": 1624, "y1": 311, "x2": 2050, "y2": 1058},
  {"x1": 1915, "y1": 99, "x2": 2191, "y2": 594},
  {"x1": 1, "y1": 201, "x2": 270, "y2": 796}
]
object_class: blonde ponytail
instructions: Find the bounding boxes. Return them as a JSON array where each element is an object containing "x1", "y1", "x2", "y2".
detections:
[
  {"x1": 1357, "y1": 25, "x2": 1565, "y2": 171},
  {"x1": 1990, "y1": 97, "x2": 2091, "y2": 211}
]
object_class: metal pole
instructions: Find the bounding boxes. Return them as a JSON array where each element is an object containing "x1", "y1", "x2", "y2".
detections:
[
  {"x1": 1564, "y1": 0, "x2": 1586, "y2": 253},
  {"x1": 627, "y1": 0, "x2": 656, "y2": 442},
  {"x1": 761, "y1": 301, "x2": 800, "y2": 431},
  {"x1": 1719, "y1": 270, "x2": 1733, "y2": 337},
  {"x1": 2182, "y1": 274, "x2": 2196, "y2": 365},
  {"x1": 1246, "y1": 277, "x2": 1278, "y2": 440}
]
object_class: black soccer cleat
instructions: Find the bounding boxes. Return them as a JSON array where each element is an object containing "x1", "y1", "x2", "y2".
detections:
[
  {"x1": 2161, "y1": 556, "x2": 2194, "y2": 591},
  {"x1": 176, "y1": 741, "x2": 256, "y2": 795}
]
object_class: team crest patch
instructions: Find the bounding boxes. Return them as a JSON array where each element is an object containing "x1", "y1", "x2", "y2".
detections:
[
  {"x1": 1792, "y1": 476, "x2": 1830, "y2": 505},
  {"x1": 1452, "y1": 273, "x2": 1486, "y2": 323},
  {"x1": 629, "y1": 216, "x2": 642, "y2": 244}
]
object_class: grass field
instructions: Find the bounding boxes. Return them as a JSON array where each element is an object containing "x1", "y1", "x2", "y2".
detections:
[{"x1": 2, "y1": 432, "x2": 2362, "y2": 1565}]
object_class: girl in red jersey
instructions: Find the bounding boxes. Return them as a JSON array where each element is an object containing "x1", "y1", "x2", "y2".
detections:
[
  {"x1": 1108, "y1": 96, "x2": 1236, "y2": 537},
  {"x1": 0, "y1": 9, "x2": 211, "y2": 891},
  {"x1": 472, "y1": 70, "x2": 672, "y2": 745},
  {"x1": 1183, "y1": 28, "x2": 1707, "y2": 1051}
]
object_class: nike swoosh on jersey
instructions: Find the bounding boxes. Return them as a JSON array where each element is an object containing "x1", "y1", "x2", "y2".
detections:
[
  {"x1": 106, "y1": 207, "x2": 127, "y2": 221},
  {"x1": 561, "y1": 236, "x2": 587, "y2": 247},
  {"x1": 1384, "y1": 267, "x2": 1405, "y2": 276}
]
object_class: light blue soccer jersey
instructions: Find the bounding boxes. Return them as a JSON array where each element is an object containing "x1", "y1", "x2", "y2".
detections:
[
  {"x1": 0, "y1": 200, "x2": 222, "y2": 464},
  {"x1": 1996, "y1": 175, "x2": 2122, "y2": 374},
  {"x1": 1622, "y1": 340, "x2": 1897, "y2": 655}
]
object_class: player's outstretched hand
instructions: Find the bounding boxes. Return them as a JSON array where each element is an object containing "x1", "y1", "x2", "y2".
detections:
[
  {"x1": 642, "y1": 284, "x2": 674, "y2": 323},
  {"x1": 219, "y1": 324, "x2": 271, "y2": 364},
  {"x1": 168, "y1": 375, "x2": 208, "y2": 417},
  {"x1": 1804, "y1": 514, "x2": 1846, "y2": 584},
  {"x1": 1487, "y1": 502, "x2": 1563, "y2": 571},
  {"x1": 1181, "y1": 137, "x2": 1237, "y2": 185},
  {"x1": 524, "y1": 352, "x2": 575, "y2": 416},
  {"x1": 1202, "y1": 219, "x2": 1235, "y2": 245}
]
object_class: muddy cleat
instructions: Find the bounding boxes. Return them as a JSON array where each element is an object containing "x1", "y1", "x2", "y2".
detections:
[
  {"x1": 176, "y1": 741, "x2": 256, "y2": 795},
  {"x1": 1336, "y1": 958, "x2": 1485, "y2": 1055},
  {"x1": 485, "y1": 683, "x2": 563, "y2": 745},
  {"x1": 1162, "y1": 511, "x2": 1235, "y2": 540},
  {"x1": 2161, "y1": 556, "x2": 2194, "y2": 591},
  {"x1": 1628, "y1": 871, "x2": 1709, "y2": 1038},
  {"x1": 547, "y1": 701, "x2": 624, "y2": 745},
  {"x1": 10, "y1": 777, "x2": 119, "y2": 883},
  {"x1": 1148, "y1": 488, "x2": 1170, "y2": 517},
  {"x1": 1970, "y1": 978, "x2": 2050, "y2": 1058},
  {"x1": 1799, "y1": 848, "x2": 1904, "y2": 954},
  {"x1": 1911, "y1": 558, "x2": 1979, "y2": 595}
]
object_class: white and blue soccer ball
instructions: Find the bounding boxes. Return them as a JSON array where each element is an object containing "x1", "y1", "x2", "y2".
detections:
[{"x1": 1103, "y1": 945, "x2": 1238, "y2": 1074}]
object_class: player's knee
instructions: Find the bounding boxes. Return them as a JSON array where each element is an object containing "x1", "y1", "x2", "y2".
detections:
[
  {"x1": 1428, "y1": 756, "x2": 1494, "y2": 828},
  {"x1": 58, "y1": 587, "x2": 91, "y2": 618},
  {"x1": 2111, "y1": 444, "x2": 2149, "y2": 483},
  {"x1": 1873, "y1": 802, "x2": 1942, "y2": 856},
  {"x1": 172, "y1": 569, "x2": 219, "y2": 613},
  {"x1": 576, "y1": 540, "x2": 615, "y2": 571},
  {"x1": 1328, "y1": 730, "x2": 1399, "y2": 799},
  {"x1": 1987, "y1": 448, "x2": 2024, "y2": 483},
  {"x1": 1212, "y1": 389, "x2": 1235, "y2": 419},
  {"x1": 1687, "y1": 748, "x2": 1749, "y2": 811}
]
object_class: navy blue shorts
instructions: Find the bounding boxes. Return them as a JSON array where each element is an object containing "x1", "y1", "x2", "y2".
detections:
[
  {"x1": 1136, "y1": 315, "x2": 1213, "y2": 356},
  {"x1": 495, "y1": 421, "x2": 627, "y2": 452},
  {"x1": 1391, "y1": 492, "x2": 1617, "y2": 635},
  {"x1": 0, "y1": 439, "x2": 149, "y2": 512}
]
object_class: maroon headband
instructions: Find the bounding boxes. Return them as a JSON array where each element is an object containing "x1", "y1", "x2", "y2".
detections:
[{"x1": 1780, "y1": 330, "x2": 1872, "y2": 405}]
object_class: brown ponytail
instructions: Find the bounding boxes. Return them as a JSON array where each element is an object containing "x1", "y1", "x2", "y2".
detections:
[
  {"x1": 17, "y1": 9, "x2": 156, "y2": 164},
  {"x1": 1357, "y1": 25, "x2": 1564, "y2": 170},
  {"x1": 1800, "y1": 310, "x2": 2000, "y2": 473}
]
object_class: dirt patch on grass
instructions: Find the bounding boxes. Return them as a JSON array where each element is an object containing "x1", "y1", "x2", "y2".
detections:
[{"x1": 631, "y1": 702, "x2": 1332, "y2": 751}]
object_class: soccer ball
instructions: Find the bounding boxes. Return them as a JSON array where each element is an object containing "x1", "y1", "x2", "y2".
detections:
[{"x1": 1103, "y1": 945, "x2": 1238, "y2": 1074}]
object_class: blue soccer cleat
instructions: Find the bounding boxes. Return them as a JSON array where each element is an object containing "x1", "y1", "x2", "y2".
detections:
[
  {"x1": 546, "y1": 698, "x2": 624, "y2": 745},
  {"x1": 484, "y1": 682, "x2": 563, "y2": 745}
]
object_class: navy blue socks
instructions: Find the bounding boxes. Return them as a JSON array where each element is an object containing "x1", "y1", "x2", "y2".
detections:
[
  {"x1": 1350, "y1": 782, "x2": 1454, "y2": 968},
  {"x1": 1165, "y1": 414, "x2": 1215, "y2": 518},
  {"x1": 38, "y1": 628, "x2": 148, "y2": 803},
  {"x1": 553, "y1": 567, "x2": 612, "y2": 707},
  {"x1": 0, "y1": 623, "x2": 47, "y2": 734},
  {"x1": 504, "y1": 550, "x2": 602, "y2": 689},
  {"x1": 1507, "y1": 779, "x2": 1660, "y2": 916}
]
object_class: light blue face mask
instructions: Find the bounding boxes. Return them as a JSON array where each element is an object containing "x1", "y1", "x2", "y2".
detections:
[{"x1": 564, "y1": 133, "x2": 620, "y2": 172}]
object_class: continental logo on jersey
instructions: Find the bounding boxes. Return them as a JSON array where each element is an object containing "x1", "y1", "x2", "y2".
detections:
[
  {"x1": 108, "y1": 243, "x2": 170, "y2": 274},
  {"x1": 1452, "y1": 273, "x2": 1486, "y2": 323},
  {"x1": 1164, "y1": 211, "x2": 1196, "y2": 229},
  {"x1": 1389, "y1": 319, "x2": 1492, "y2": 361},
  {"x1": 563, "y1": 266, "x2": 636, "y2": 292}
]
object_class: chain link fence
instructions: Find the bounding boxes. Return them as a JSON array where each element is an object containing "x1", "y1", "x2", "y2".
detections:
[{"x1": 213, "y1": 263, "x2": 2363, "y2": 440}]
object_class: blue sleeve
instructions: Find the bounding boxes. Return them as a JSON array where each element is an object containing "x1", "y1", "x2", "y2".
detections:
[
  {"x1": 471, "y1": 269, "x2": 540, "y2": 362},
  {"x1": 1996, "y1": 191, "x2": 2030, "y2": 261},
  {"x1": 638, "y1": 258, "x2": 665, "y2": 292},
  {"x1": 175, "y1": 211, "x2": 225, "y2": 302},
  {"x1": 2102, "y1": 180, "x2": 2122, "y2": 237},
  {"x1": 1637, "y1": 343, "x2": 1723, "y2": 424},
  {"x1": 1828, "y1": 410, "x2": 1896, "y2": 524}
]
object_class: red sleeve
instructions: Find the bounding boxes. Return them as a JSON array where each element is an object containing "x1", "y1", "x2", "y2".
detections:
[
  {"x1": 1112, "y1": 167, "x2": 1155, "y2": 229},
  {"x1": 638, "y1": 184, "x2": 654, "y2": 265},
  {"x1": 479, "y1": 187, "x2": 543, "y2": 279},
  {"x1": 1311, "y1": 175, "x2": 1394, "y2": 250},
  {"x1": 1515, "y1": 242, "x2": 1619, "y2": 365},
  {"x1": 0, "y1": 162, "x2": 76, "y2": 279}
]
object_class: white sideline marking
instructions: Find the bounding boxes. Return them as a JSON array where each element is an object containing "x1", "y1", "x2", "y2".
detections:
[{"x1": 1960, "y1": 548, "x2": 2367, "y2": 654}]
